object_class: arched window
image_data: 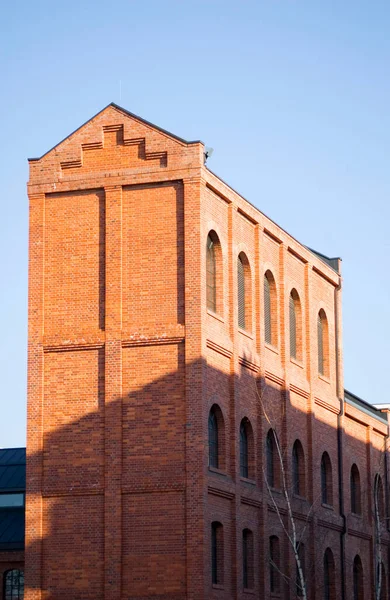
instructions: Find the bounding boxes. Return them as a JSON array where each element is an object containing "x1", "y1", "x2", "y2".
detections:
[
  {"x1": 353, "y1": 556, "x2": 364, "y2": 600},
  {"x1": 240, "y1": 418, "x2": 254, "y2": 479},
  {"x1": 374, "y1": 474, "x2": 385, "y2": 521},
  {"x1": 323, "y1": 548, "x2": 336, "y2": 600},
  {"x1": 206, "y1": 232, "x2": 222, "y2": 314},
  {"x1": 350, "y1": 464, "x2": 361, "y2": 515},
  {"x1": 292, "y1": 440, "x2": 306, "y2": 497},
  {"x1": 237, "y1": 253, "x2": 252, "y2": 331},
  {"x1": 295, "y1": 542, "x2": 305, "y2": 597},
  {"x1": 269, "y1": 536, "x2": 280, "y2": 594},
  {"x1": 264, "y1": 271, "x2": 277, "y2": 345},
  {"x1": 290, "y1": 289, "x2": 302, "y2": 360},
  {"x1": 318, "y1": 309, "x2": 329, "y2": 377},
  {"x1": 321, "y1": 452, "x2": 333, "y2": 506},
  {"x1": 211, "y1": 522, "x2": 224, "y2": 585},
  {"x1": 266, "y1": 429, "x2": 280, "y2": 489},
  {"x1": 4, "y1": 570, "x2": 24, "y2": 600},
  {"x1": 243, "y1": 529, "x2": 254, "y2": 589},
  {"x1": 208, "y1": 405, "x2": 225, "y2": 471}
]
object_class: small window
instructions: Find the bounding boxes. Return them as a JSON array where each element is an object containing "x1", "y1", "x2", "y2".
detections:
[
  {"x1": 374, "y1": 474, "x2": 384, "y2": 521},
  {"x1": 243, "y1": 529, "x2": 254, "y2": 590},
  {"x1": 208, "y1": 405, "x2": 225, "y2": 471},
  {"x1": 350, "y1": 464, "x2": 361, "y2": 515},
  {"x1": 0, "y1": 494, "x2": 24, "y2": 508},
  {"x1": 211, "y1": 522, "x2": 224, "y2": 585},
  {"x1": 269, "y1": 536, "x2": 280, "y2": 594},
  {"x1": 321, "y1": 452, "x2": 333, "y2": 506},
  {"x1": 237, "y1": 253, "x2": 252, "y2": 331},
  {"x1": 353, "y1": 555, "x2": 364, "y2": 600},
  {"x1": 239, "y1": 418, "x2": 254, "y2": 479},
  {"x1": 206, "y1": 231, "x2": 222, "y2": 314},
  {"x1": 292, "y1": 440, "x2": 305, "y2": 497},
  {"x1": 266, "y1": 429, "x2": 280, "y2": 489},
  {"x1": 289, "y1": 289, "x2": 302, "y2": 360},
  {"x1": 240, "y1": 420, "x2": 248, "y2": 478},
  {"x1": 324, "y1": 548, "x2": 336, "y2": 600},
  {"x1": 4, "y1": 570, "x2": 24, "y2": 600},
  {"x1": 264, "y1": 271, "x2": 277, "y2": 345},
  {"x1": 318, "y1": 309, "x2": 329, "y2": 377},
  {"x1": 295, "y1": 542, "x2": 305, "y2": 597}
]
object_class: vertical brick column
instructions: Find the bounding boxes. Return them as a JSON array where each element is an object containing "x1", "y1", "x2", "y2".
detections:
[
  {"x1": 228, "y1": 204, "x2": 239, "y2": 598},
  {"x1": 183, "y1": 176, "x2": 205, "y2": 600},
  {"x1": 25, "y1": 192, "x2": 45, "y2": 600},
  {"x1": 103, "y1": 185, "x2": 123, "y2": 600}
]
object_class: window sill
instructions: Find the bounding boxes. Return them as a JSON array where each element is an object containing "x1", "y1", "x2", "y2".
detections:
[
  {"x1": 243, "y1": 588, "x2": 256, "y2": 595},
  {"x1": 240, "y1": 476, "x2": 256, "y2": 486},
  {"x1": 207, "y1": 310, "x2": 224, "y2": 324},
  {"x1": 269, "y1": 486, "x2": 282, "y2": 495},
  {"x1": 290, "y1": 357, "x2": 304, "y2": 369},
  {"x1": 238, "y1": 327, "x2": 254, "y2": 340},
  {"x1": 318, "y1": 374, "x2": 331, "y2": 384},
  {"x1": 351, "y1": 511, "x2": 363, "y2": 519},
  {"x1": 322, "y1": 502, "x2": 334, "y2": 511},
  {"x1": 212, "y1": 583, "x2": 224, "y2": 590},
  {"x1": 208, "y1": 466, "x2": 227, "y2": 477},
  {"x1": 265, "y1": 343, "x2": 279, "y2": 355}
]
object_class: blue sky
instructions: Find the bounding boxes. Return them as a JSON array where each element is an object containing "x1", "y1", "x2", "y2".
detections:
[{"x1": 0, "y1": 0, "x2": 389, "y2": 447}]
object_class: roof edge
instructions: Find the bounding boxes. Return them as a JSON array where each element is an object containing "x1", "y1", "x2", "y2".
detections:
[
  {"x1": 345, "y1": 389, "x2": 388, "y2": 424},
  {"x1": 28, "y1": 102, "x2": 204, "y2": 162}
]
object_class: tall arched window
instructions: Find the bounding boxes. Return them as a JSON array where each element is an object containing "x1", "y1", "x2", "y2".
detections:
[
  {"x1": 267, "y1": 429, "x2": 280, "y2": 489},
  {"x1": 321, "y1": 452, "x2": 333, "y2": 505},
  {"x1": 290, "y1": 289, "x2": 302, "y2": 360},
  {"x1": 206, "y1": 231, "x2": 222, "y2": 314},
  {"x1": 350, "y1": 464, "x2": 361, "y2": 515},
  {"x1": 208, "y1": 405, "x2": 225, "y2": 471},
  {"x1": 318, "y1": 309, "x2": 329, "y2": 377},
  {"x1": 269, "y1": 536, "x2": 280, "y2": 594},
  {"x1": 323, "y1": 548, "x2": 336, "y2": 600},
  {"x1": 240, "y1": 418, "x2": 254, "y2": 479},
  {"x1": 353, "y1": 556, "x2": 364, "y2": 600},
  {"x1": 237, "y1": 253, "x2": 251, "y2": 331},
  {"x1": 264, "y1": 271, "x2": 277, "y2": 345},
  {"x1": 4, "y1": 570, "x2": 24, "y2": 600},
  {"x1": 242, "y1": 529, "x2": 254, "y2": 589},
  {"x1": 292, "y1": 440, "x2": 306, "y2": 497},
  {"x1": 374, "y1": 474, "x2": 385, "y2": 521},
  {"x1": 211, "y1": 522, "x2": 224, "y2": 585}
]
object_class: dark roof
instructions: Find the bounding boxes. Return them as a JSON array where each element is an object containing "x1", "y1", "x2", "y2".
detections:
[
  {"x1": 345, "y1": 389, "x2": 388, "y2": 424},
  {"x1": 306, "y1": 247, "x2": 341, "y2": 273},
  {"x1": 28, "y1": 102, "x2": 203, "y2": 162},
  {"x1": 0, "y1": 448, "x2": 26, "y2": 491}
]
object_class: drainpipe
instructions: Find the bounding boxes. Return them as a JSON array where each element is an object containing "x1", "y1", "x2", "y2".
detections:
[{"x1": 334, "y1": 265, "x2": 346, "y2": 600}]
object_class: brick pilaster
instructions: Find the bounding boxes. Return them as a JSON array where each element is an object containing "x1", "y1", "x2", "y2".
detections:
[{"x1": 103, "y1": 185, "x2": 123, "y2": 600}]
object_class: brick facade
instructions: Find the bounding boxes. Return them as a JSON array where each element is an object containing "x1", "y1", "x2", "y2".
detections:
[{"x1": 24, "y1": 104, "x2": 389, "y2": 599}]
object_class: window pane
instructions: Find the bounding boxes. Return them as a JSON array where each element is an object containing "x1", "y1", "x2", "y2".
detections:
[{"x1": 0, "y1": 494, "x2": 24, "y2": 508}]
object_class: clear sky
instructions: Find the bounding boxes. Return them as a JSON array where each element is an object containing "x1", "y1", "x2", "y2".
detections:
[{"x1": 0, "y1": 0, "x2": 389, "y2": 447}]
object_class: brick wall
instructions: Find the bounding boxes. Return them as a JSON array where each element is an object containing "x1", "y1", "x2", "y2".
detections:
[{"x1": 25, "y1": 104, "x2": 389, "y2": 600}]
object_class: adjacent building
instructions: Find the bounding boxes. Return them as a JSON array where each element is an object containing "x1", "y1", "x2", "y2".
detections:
[{"x1": 19, "y1": 104, "x2": 390, "y2": 599}]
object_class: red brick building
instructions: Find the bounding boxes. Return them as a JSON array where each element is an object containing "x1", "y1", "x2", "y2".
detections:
[{"x1": 23, "y1": 104, "x2": 389, "y2": 600}]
